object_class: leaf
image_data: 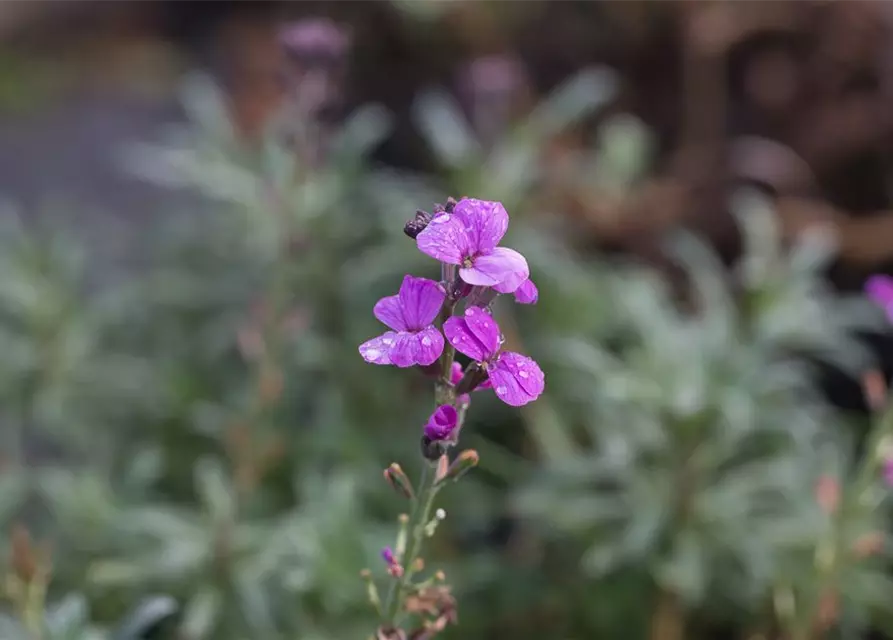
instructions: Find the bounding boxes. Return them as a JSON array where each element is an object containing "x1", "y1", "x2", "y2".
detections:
[
  {"x1": 180, "y1": 588, "x2": 222, "y2": 640},
  {"x1": 44, "y1": 593, "x2": 89, "y2": 640},
  {"x1": 110, "y1": 596, "x2": 179, "y2": 640},
  {"x1": 412, "y1": 88, "x2": 481, "y2": 167},
  {"x1": 526, "y1": 67, "x2": 618, "y2": 138}
]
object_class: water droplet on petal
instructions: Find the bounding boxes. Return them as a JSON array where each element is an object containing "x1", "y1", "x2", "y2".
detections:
[
  {"x1": 496, "y1": 386, "x2": 507, "y2": 396},
  {"x1": 452, "y1": 337, "x2": 461, "y2": 344},
  {"x1": 422, "y1": 336, "x2": 431, "y2": 346},
  {"x1": 382, "y1": 338, "x2": 393, "y2": 346},
  {"x1": 432, "y1": 214, "x2": 451, "y2": 223},
  {"x1": 465, "y1": 308, "x2": 474, "y2": 316},
  {"x1": 365, "y1": 349, "x2": 381, "y2": 360},
  {"x1": 519, "y1": 371, "x2": 529, "y2": 378}
]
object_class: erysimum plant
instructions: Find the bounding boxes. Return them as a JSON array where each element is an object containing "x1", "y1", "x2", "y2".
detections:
[{"x1": 359, "y1": 197, "x2": 545, "y2": 639}]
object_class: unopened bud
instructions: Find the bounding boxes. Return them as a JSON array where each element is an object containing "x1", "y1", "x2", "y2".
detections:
[
  {"x1": 455, "y1": 362, "x2": 488, "y2": 396},
  {"x1": 404, "y1": 210, "x2": 433, "y2": 239},
  {"x1": 815, "y1": 475, "x2": 840, "y2": 514},
  {"x1": 853, "y1": 531, "x2": 885, "y2": 558},
  {"x1": 434, "y1": 570, "x2": 446, "y2": 582},
  {"x1": 396, "y1": 514, "x2": 409, "y2": 557},
  {"x1": 863, "y1": 369, "x2": 887, "y2": 412},
  {"x1": 411, "y1": 558, "x2": 424, "y2": 572},
  {"x1": 437, "y1": 450, "x2": 479, "y2": 485},
  {"x1": 434, "y1": 455, "x2": 449, "y2": 484},
  {"x1": 384, "y1": 464, "x2": 414, "y2": 499},
  {"x1": 10, "y1": 524, "x2": 36, "y2": 584},
  {"x1": 360, "y1": 569, "x2": 382, "y2": 615},
  {"x1": 421, "y1": 435, "x2": 449, "y2": 462}
]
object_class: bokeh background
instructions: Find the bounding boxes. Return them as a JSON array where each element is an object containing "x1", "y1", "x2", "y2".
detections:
[{"x1": 3, "y1": 1, "x2": 893, "y2": 639}]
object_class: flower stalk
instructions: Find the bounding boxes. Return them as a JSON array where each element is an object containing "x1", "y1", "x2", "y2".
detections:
[{"x1": 361, "y1": 197, "x2": 545, "y2": 637}]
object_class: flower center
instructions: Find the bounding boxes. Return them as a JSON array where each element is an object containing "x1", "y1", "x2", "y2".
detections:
[{"x1": 462, "y1": 256, "x2": 474, "y2": 269}]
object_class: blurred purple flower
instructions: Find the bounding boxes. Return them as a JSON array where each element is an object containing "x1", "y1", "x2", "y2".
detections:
[
  {"x1": 866, "y1": 275, "x2": 893, "y2": 322},
  {"x1": 424, "y1": 405, "x2": 459, "y2": 441},
  {"x1": 359, "y1": 276, "x2": 446, "y2": 367},
  {"x1": 416, "y1": 198, "x2": 529, "y2": 293},
  {"x1": 381, "y1": 546, "x2": 397, "y2": 566},
  {"x1": 444, "y1": 307, "x2": 544, "y2": 406},
  {"x1": 279, "y1": 18, "x2": 351, "y2": 62},
  {"x1": 462, "y1": 55, "x2": 527, "y2": 101}
]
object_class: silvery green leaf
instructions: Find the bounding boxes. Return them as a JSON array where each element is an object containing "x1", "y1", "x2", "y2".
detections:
[
  {"x1": 110, "y1": 596, "x2": 178, "y2": 640},
  {"x1": 655, "y1": 531, "x2": 706, "y2": 604},
  {"x1": 45, "y1": 594, "x2": 89, "y2": 640},
  {"x1": 526, "y1": 67, "x2": 618, "y2": 138},
  {"x1": 180, "y1": 588, "x2": 221, "y2": 640},
  {"x1": 179, "y1": 72, "x2": 236, "y2": 144},
  {"x1": 412, "y1": 88, "x2": 481, "y2": 167},
  {"x1": 330, "y1": 104, "x2": 392, "y2": 160},
  {"x1": 0, "y1": 615, "x2": 28, "y2": 640},
  {"x1": 593, "y1": 112, "x2": 654, "y2": 190},
  {"x1": 194, "y1": 457, "x2": 235, "y2": 523}
]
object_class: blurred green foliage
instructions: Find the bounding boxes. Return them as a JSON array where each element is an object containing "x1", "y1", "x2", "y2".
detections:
[{"x1": 0, "y1": 46, "x2": 890, "y2": 640}]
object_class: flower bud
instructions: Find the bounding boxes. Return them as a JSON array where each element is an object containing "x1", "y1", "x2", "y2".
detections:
[
  {"x1": 360, "y1": 569, "x2": 382, "y2": 614},
  {"x1": 384, "y1": 463, "x2": 414, "y2": 499},
  {"x1": 404, "y1": 210, "x2": 433, "y2": 239},
  {"x1": 424, "y1": 406, "x2": 458, "y2": 441},
  {"x1": 437, "y1": 450, "x2": 479, "y2": 485}
]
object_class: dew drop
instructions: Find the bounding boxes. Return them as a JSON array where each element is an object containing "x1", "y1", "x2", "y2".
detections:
[
  {"x1": 452, "y1": 337, "x2": 461, "y2": 344},
  {"x1": 422, "y1": 336, "x2": 432, "y2": 346},
  {"x1": 382, "y1": 338, "x2": 393, "y2": 346},
  {"x1": 465, "y1": 308, "x2": 474, "y2": 316},
  {"x1": 365, "y1": 349, "x2": 381, "y2": 360},
  {"x1": 496, "y1": 386, "x2": 507, "y2": 396},
  {"x1": 432, "y1": 214, "x2": 451, "y2": 223},
  {"x1": 519, "y1": 371, "x2": 529, "y2": 378}
]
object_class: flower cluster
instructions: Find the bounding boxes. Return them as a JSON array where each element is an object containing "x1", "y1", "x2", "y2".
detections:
[
  {"x1": 358, "y1": 197, "x2": 544, "y2": 638},
  {"x1": 359, "y1": 197, "x2": 544, "y2": 407}
]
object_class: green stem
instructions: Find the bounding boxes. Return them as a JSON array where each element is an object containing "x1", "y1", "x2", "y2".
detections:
[{"x1": 384, "y1": 463, "x2": 438, "y2": 625}]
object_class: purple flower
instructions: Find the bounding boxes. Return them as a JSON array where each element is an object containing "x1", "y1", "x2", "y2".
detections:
[
  {"x1": 866, "y1": 275, "x2": 893, "y2": 322},
  {"x1": 416, "y1": 198, "x2": 529, "y2": 293},
  {"x1": 444, "y1": 307, "x2": 544, "y2": 407},
  {"x1": 424, "y1": 405, "x2": 459, "y2": 441},
  {"x1": 381, "y1": 546, "x2": 397, "y2": 566},
  {"x1": 496, "y1": 277, "x2": 538, "y2": 304},
  {"x1": 359, "y1": 276, "x2": 446, "y2": 367},
  {"x1": 279, "y1": 19, "x2": 351, "y2": 61}
]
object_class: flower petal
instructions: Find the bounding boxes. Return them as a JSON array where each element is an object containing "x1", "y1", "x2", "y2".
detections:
[
  {"x1": 450, "y1": 361, "x2": 464, "y2": 385},
  {"x1": 386, "y1": 328, "x2": 444, "y2": 368},
  {"x1": 415, "y1": 326, "x2": 445, "y2": 366},
  {"x1": 416, "y1": 212, "x2": 472, "y2": 265},
  {"x1": 494, "y1": 276, "x2": 538, "y2": 304},
  {"x1": 452, "y1": 198, "x2": 509, "y2": 253},
  {"x1": 373, "y1": 295, "x2": 407, "y2": 332},
  {"x1": 460, "y1": 247, "x2": 529, "y2": 289},
  {"x1": 398, "y1": 275, "x2": 446, "y2": 330},
  {"x1": 513, "y1": 278, "x2": 538, "y2": 304},
  {"x1": 487, "y1": 351, "x2": 544, "y2": 406},
  {"x1": 460, "y1": 306, "x2": 501, "y2": 357},
  {"x1": 444, "y1": 316, "x2": 490, "y2": 362},
  {"x1": 424, "y1": 404, "x2": 459, "y2": 441},
  {"x1": 359, "y1": 331, "x2": 402, "y2": 365}
]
